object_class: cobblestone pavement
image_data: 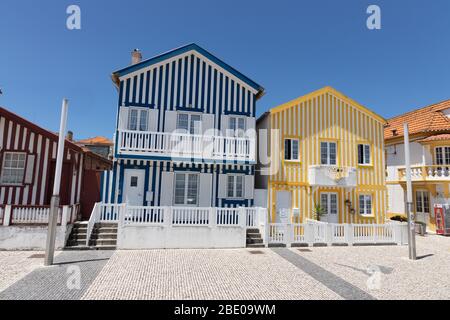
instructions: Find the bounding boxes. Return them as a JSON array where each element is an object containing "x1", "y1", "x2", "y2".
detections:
[{"x1": 0, "y1": 235, "x2": 449, "y2": 300}]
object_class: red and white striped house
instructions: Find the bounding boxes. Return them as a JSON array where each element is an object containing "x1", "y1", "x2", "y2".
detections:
[{"x1": 0, "y1": 106, "x2": 111, "y2": 220}]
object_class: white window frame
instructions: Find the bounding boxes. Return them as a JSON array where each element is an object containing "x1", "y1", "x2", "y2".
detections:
[
  {"x1": 320, "y1": 192, "x2": 338, "y2": 215},
  {"x1": 358, "y1": 144, "x2": 371, "y2": 165},
  {"x1": 1, "y1": 152, "x2": 27, "y2": 185},
  {"x1": 320, "y1": 141, "x2": 337, "y2": 165},
  {"x1": 226, "y1": 174, "x2": 245, "y2": 199},
  {"x1": 435, "y1": 146, "x2": 450, "y2": 165},
  {"x1": 176, "y1": 112, "x2": 202, "y2": 135},
  {"x1": 127, "y1": 107, "x2": 149, "y2": 131},
  {"x1": 228, "y1": 116, "x2": 246, "y2": 137},
  {"x1": 415, "y1": 190, "x2": 430, "y2": 214},
  {"x1": 359, "y1": 194, "x2": 373, "y2": 216},
  {"x1": 173, "y1": 172, "x2": 199, "y2": 206},
  {"x1": 284, "y1": 138, "x2": 300, "y2": 161}
]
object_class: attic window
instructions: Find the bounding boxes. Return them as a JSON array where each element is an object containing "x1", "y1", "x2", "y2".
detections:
[{"x1": 391, "y1": 129, "x2": 398, "y2": 136}]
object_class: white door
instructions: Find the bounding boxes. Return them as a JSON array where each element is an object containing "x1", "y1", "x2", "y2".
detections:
[
  {"x1": 276, "y1": 191, "x2": 291, "y2": 223},
  {"x1": 415, "y1": 190, "x2": 430, "y2": 224},
  {"x1": 123, "y1": 169, "x2": 145, "y2": 205},
  {"x1": 320, "y1": 192, "x2": 339, "y2": 223}
]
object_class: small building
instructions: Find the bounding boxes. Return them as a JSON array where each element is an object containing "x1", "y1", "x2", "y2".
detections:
[
  {"x1": 0, "y1": 106, "x2": 111, "y2": 220},
  {"x1": 385, "y1": 98, "x2": 450, "y2": 232},
  {"x1": 256, "y1": 87, "x2": 387, "y2": 224},
  {"x1": 77, "y1": 136, "x2": 113, "y2": 159}
]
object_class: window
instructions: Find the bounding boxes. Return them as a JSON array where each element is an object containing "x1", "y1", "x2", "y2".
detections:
[
  {"x1": 128, "y1": 108, "x2": 148, "y2": 131},
  {"x1": 130, "y1": 176, "x2": 138, "y2": 187},
  {"x1": 177, "y1": 113, "x2": 202, "y2": 134},
  {"x1": 227, "y1": 175, "x2": 244, "y2": 198},
  {"x1": 358, "y1": 144, "x2": 371, "y2": 165},
  {"x1": 174, "y1": 173, "x2": 199, "y2": 205},
  {"x1": 228, "y1": 117, "x2": 246, "y2": 137},
  {"x1": 320, "y1": 142, "x2": 337, "y2": 165},
  {"x1": 320, "y1": 193, "x2": 338, "y2": 215},
  {"x1": 415, "y1": 190, "x2": 430, "y2": 213},
  {"x1": 435, "y1": 147, "x2": 450, "y2": 165},
  {"x1": 284, "y1": 138, "x2": 299, "y2": 161},
  {"x1": 359, "y1": 194, "x2": 373, "y2": 215},
  {"x1": 1, "y1": 152, "x2": 26, "y2": 185}
]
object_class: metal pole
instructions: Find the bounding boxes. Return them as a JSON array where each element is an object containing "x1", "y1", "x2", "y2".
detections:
[
  {"x1": 403, "y1": 123, "x2": 417, "y2": 260},
  {"x1": 44, "y1": 99, "x2": 68, "y2": 266}
]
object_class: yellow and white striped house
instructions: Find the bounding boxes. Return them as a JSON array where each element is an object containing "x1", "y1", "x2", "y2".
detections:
[{"x1": 256, "y1": 87, "x2": 387, "y2": 224}]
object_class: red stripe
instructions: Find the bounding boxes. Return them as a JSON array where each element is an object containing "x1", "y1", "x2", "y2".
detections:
[
  {"x1": 27, "y1": 133, "x2": 39, "y2": 205},
  {"x1": 35, "y1": 135, "x2": 46, "y2": 205}
]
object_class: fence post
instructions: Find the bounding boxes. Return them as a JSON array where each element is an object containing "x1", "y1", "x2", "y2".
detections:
[
  {"x1": 393, "y1": 223, "x2": 401, "y2": 245},
  {"x1": 164, "y1": 207, "x2": 171, "y2": 228},
  {"x1": 264, "y1": 217, "x2": 270, "y2": 248},
  {"x1": 346, "y1": 224, "x2": 353, "y2": 246},
  {"x1": 326, "y1": 223, "x2": 332, "y2": 246},
  {"x1": 61, "y1": 206, "x2": 69, "y2": 227},
  {"x1": 239, "y1": 207, "x2": 246, "y2": 228},
  {"x1": 3, "y1": 205, "x2": 12, "y2": 226},
  {"x1": 209, "y1": 208, "x2": 216, "y2": 228},
  {"x1": 306, "y1": 221, "x2": 314, "y2": 247},
  {"x1": 286, "y1": 222, "x2": 293, "y2": 247}
]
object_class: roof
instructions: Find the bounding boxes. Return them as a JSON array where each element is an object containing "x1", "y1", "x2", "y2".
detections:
[
  {"x1": 111, "y1": 43, "x2": 265, "y2": 99},
  {"x1": 384, "y1": 99, "x2": 450, "y2": 140},
  {"x1": 270, "y1": 86, "x2": 386, "y2": 123},
  {"x1": 417, "y1": 134, "x2": 450, "y2": 143},
  {"x1": 0, "y1": 106, "x2": 83, "y2": 153},
  {"x1": 77, "y1": 136, "x2": 113, "y2": 146}
]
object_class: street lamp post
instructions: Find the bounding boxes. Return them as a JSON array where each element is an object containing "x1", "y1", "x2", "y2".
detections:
[{"x1": 44, "y1": 99, "x2": 69, "y2": 266}]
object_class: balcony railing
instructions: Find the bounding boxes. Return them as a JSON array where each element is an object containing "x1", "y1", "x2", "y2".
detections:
[
  {"x1": 308, "y1": 165, "x2": 357, "y2": 188},
  {"x1": 117, "y1": 129, "x2": 255, "y2": 162},
  {"x1": 398, "y1": 165, "x2": 450, "y2": 181}
]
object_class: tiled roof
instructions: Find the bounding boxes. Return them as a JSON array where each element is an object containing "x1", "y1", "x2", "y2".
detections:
[
  {"x1": 77, "y1": 136, "x2": 113, "y2": 146},
  {"x1": 384, "y1": 99, "x2": 450, "y2": 140},
  {"x1": 417, "y1": 134, "x2": 450, "y2": 143}
]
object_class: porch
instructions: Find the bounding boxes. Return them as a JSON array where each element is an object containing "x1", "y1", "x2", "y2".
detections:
[{"x1": 116, "y1": 129, "x2": 255, "y2": 162}]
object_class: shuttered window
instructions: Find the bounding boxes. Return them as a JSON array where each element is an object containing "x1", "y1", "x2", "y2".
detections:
[
  {"x1": 128, "y1": 108, "x2": 148, "y2": 131},
  {"x1": 284, "y1": 139, "x2": 299, "y2": 161},
  {"x1": 227, "y1": 175, "x2": 244, "y2": 198},
  {"x1": 174, "y1": 173, "x2": 199, "y2": 205},
  {"x1": 358, "y1": 144, "x2": 371, "y2": 165},
  {"x1": 1, "y1": 152, "x2": 26, "y2": 185}
]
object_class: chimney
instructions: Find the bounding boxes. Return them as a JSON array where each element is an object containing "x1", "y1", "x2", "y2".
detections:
[
  {"x1": 131, "y1": 49, "x2": 142, "y2": 65},
  {"x1": 66, "y1": 130, "x2": 73, "y2": 141}
]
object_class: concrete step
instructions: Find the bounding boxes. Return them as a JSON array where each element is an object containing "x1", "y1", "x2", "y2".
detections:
[
  {"x1": 246, "y1": 232, "x2": 262, "y2": 239},
  {"x1": 246, "y1": 243, "x2": 265, "y2": 248},
  {"x1": 69, "y1": 233, "x2": 87, "y2": 240},
  {"x1": 89, "y1": 239, "x2": 117, "y2": 246},
  {"x1": 246, "y1": 238, "x2": 263, "y2": 244},
  {"x1": 94, "y1": 223, "x2": 118, "y2": 228},
  {"x1": 93, "y1": 227, "x2": 118, "y2": 233},
  {"x1": 64, "y1": 245, "x2": 116, "y2": 251},
  {"x1": 90, "y1": 233, "x2": 117, "y2": 240},
  {"x1": 66, "y1": 239, "x2": 87, "y2": 246},
  {"x1": 70, "y1": 228, "x2": 87, "y2": 233},
  {"x1": 246, "y1": 228, "x2": 260, "y2": 234}
]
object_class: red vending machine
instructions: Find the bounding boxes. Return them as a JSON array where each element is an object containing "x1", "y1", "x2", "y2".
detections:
[{"x1": 434, "y1": 204, "x2": 450, "y2": 236}]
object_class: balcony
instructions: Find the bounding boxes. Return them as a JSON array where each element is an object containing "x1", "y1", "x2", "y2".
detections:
[
  {"x1": 308, "y1": 165, "x2": 357, "y2": 188},
  {"x1": 116, "y1": 129, "x2": 255, "y2": 162},
  {"x1": 398, "y1": 165, "x2": 450, "y2": 182}
]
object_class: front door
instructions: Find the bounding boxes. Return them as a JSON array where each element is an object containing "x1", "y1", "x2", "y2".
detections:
[
  {"x1": 415, "y1": 190, "x2": 430, "y2": 225},
  {"x1": 275, "y1": 191, "x2": 291, "y2": 223},
  {"x1": 123, "y1": 169, "x2": 145, "y2": 205},
  {"x1": 320, "y1": 192, "x2": 339, "y2": 223}
]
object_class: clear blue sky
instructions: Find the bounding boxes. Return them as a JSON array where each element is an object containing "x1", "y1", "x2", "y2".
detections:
[{"x1": 1, "y1": 0, "x2": 449, "y2": 139}]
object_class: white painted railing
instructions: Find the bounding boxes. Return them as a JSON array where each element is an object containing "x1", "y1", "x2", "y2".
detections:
[
  {"x1": 398, "y1": 165, "x2": 450, "y2": 181},
  {"x1": 3, "y1": 204, "x2": 80, "y2": 225},
  {"x1": 267, "y1": 220, "x2": 408, "y2": 247},
  {"x1": 308, "y1": 165, "x2": 357, "y2": 188},
  {"x1": 125, "y1": 206, "x2": 165, "y2": 225},
  {"x1": 117, "y1": 129, "x2": 255, "y2": 162},
  {"x1": 86, "y1": 203, "x2": 124, "y2": 246},
  {"x1": 172, "y1": 207, "x2": 210, "y2": 226}
]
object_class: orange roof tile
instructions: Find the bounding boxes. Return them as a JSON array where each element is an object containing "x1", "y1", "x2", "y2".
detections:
[
  {"x1": 417, "y1": 134, "x2": 450, "y2": 143},
  {"x1": 384, "y1": 99, "x2": 450, "y2": 140},
  {"x1": 77, "y1": 136, "x2": 113, "y2": 146}
]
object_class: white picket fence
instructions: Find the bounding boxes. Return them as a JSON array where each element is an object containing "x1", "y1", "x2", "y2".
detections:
[
  {"x1": 0, "y1": 204, "x2": 80, "y2": 226},
  {"x1": 86, "y1": 203, "x2": 268, "y2": 246},
  {"x1": 266, "y1": 219, "x2": 408, "y2": 246}
]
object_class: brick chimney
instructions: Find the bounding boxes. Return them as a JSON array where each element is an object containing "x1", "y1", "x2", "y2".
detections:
[{"x1": 131, "y1": 49, "x2": 142, "y2": 65}]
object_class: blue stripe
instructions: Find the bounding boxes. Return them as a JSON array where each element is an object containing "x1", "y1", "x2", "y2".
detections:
[
  {"x1": 170, "y1": 61, "x2": 175, "y2": 110},
  {"x1": 218, "y1": 73, "x2": 223, "y2": 130},
  {"x1": 176, "y1": 58, "x2": 182, "y2": 107},
  {"x1": 195, "y1": 57, "x2": 200, "y2": 108},
  {"x1": 206, "y1": 65, "x2": 211, "y2": 114},
  {"x1": 145, "y1": 71, "x2": 151, "y2": 105},
  {"x1": 183, "y1": 56, "x2": 188, "y2": 107},
  {"x1": 189, "y1": 55, "x2": 194, "y2": 106},
  {"x1": 201, "y1": 61, "x2": 206, "y2": 112},
  {"x1": 118, "y1": 81, "x2": 124, "y2": 106},
  {"x1": 157, "y1": 163, "x2": 163, "y2": 206},
  {"x1": 224, "y1": 76, "x2": 229, "y2": 115},
  {"x1": 151, "y1": 70, "x2": 157, "y2": 106},
  {"x1": 139, "y1": 73, "x2": 144, "y2": 104},
  {"x1": 144, "y1": 164, "x2": 150, "y2": 205},
  {"x1": 114, "y1": 43, "x2": 264, "y2": 94},
  {"x1": 125, "y1": 78, "x2": 131, "y2": 105},
  {"x1": 230, "y1": 79, "x2": 234, "y2": 112},
  {"x1": 164, "y1": 64, "x2": 169, "y2": 108},
  {"x1": 151, "y1": 161, "x2": 157, "y2": 206},
  {"x1": 132, "y1": 76, "x2": 137, "y2": 103}
]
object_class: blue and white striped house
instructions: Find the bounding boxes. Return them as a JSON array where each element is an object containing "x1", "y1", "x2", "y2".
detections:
[{"x1": 102, "y1": 44, "x2": 264, "y2": 209}]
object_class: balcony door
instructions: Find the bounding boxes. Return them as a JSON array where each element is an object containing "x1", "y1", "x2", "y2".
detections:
[
  {"x1": 320, "y1": 192, "x2": 339, "y2": 223},
  {"x1": 123, "y1": 169, "x2": 145, "y2": 205}
]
